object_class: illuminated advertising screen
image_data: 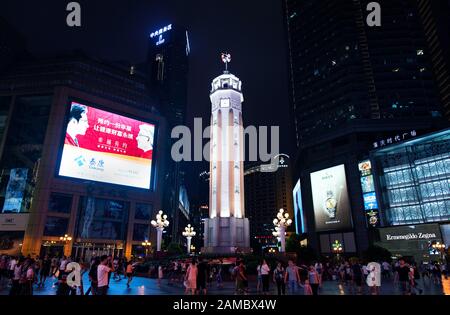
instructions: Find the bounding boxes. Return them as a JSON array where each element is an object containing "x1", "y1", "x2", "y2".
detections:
[
  {"x1": 360, "y1": 175, "x2": 374, "y2": 193},
  {"x1": 58, "y1": 101, "x2": 156, "y2": 189},
  {"x1": 293, "y1": 179, "x2": 306, "y2": 234},
  {"x1": 2, "y1": 168, "x2": 28, "y2": 213},
  {"x1": 358, "y1": 160, "x2": 380, "y2": 227},
  {"x1": 363, "y1": 192, "x2": 378, "y2": 210},
  {"x1": 310, "y1": 165, "x2": 353, "y2": 232}
]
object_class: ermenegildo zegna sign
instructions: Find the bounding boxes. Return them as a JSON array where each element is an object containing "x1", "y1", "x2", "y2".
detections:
[{"x1": 379, "y1": 224, "x2": 441, "y2": 242}]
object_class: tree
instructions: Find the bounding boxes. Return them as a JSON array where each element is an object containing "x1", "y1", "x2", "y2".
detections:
[
  {"x1": 286, "y1": 233, "x2": 302, "y2": 253},
  {"x1": 285, "y1": 233, "x2": 317, "y2": 264},
  {"x1": 167, "y1": 242, "x2": 183, "y2": 256}
]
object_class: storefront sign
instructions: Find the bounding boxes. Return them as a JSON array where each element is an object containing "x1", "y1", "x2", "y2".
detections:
[
  {"x1": 0, "y1": 213, "x2": 30, "y2": 231},
  {"x1": 379, "y1": 224, "x2": 441, "y2": 243},
  {"x1": 385, "y1": 232, "x2": 437, "y2": 241}
]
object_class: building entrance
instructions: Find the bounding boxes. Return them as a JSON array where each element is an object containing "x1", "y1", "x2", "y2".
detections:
[{"x1": 72, "y1": 242, "x2": 124, "y2": 262}]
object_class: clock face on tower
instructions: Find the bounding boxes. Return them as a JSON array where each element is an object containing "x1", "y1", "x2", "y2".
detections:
[{"x1": 220, "y1": 98, "x2": 230, "y2": 108}]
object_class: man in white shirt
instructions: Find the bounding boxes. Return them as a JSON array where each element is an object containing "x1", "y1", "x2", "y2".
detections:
[
  {"x1": 59, "y1": 256, "x2": 70, "y2": 280},
  {"x1": 97, "y1": 255, "x2": 114, "y2": 295},
  {"x1": 8, "y1": 256, "x2": 17, "y2": 279}
]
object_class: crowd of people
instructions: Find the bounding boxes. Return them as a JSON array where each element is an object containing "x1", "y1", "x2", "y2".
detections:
[
  {"x1": 0, "y1": 253, "x2": 448, "y2": 296},
  {"x1": 0, "y1": 254, "x2": 139, "y2": 295}
]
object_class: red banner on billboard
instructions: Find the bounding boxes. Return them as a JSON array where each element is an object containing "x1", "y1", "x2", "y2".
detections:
[{"x1": 59, "y1": 102, "x2": 155, "y2": 189}]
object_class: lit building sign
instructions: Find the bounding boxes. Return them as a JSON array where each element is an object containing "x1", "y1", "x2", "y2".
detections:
[
  {"x1": 372, "y1": 130, "x2": 417, "y2": 149},
  {"x1": 58, "y1": 101, "x2": 156, "y2": 189},
  {"x1": 150, "y1": 24, "x2": 172, "y2": 46},
  {"x1": 358, "y1": 160, "x2": 380, "y2": 227},
  {"x1": 150, "y1": 24, "x2": 172, "y2": 38}
]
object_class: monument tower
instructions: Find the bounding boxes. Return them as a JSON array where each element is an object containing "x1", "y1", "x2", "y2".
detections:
[{"x1": 202, "y1": 54, "x2": 251, "y2": 254}]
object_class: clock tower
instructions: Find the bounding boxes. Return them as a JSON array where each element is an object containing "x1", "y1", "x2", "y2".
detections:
[{"x1": 202, "y1": 54, "x2": 251, "y2": 254}]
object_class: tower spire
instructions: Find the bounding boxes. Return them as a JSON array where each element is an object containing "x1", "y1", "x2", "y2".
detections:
[{"x1": 221, "y1": 52, "x2": 231, "y2": 73}]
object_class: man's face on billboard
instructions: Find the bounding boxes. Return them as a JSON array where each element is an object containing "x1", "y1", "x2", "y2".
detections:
[
  {"x1": 136, "y1": 125, "x2": 153, "y2": 152},
  {"x1": 75, "y1": 112, "x2": 89, "y2": 135}
]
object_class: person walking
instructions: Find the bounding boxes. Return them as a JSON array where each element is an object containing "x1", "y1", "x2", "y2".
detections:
[
  {"x1": 158, "y1": 264, "x2": 164, "y2": 286},
  {"x1": 410, "y1": 263, "x2": 423, "y2": 295},
  {"x1": 308, "y1": 265, "x2": 320, "y2": 295},
  {"x1": 236, "y1": 260, "x2": 248, "y2": 295},
  {"x1": 285, "y1": 259, "x2": 300, "y2": 295},
  {"x1": 185, "y1": 260, "x2": 198, "y2": 295},
  {"x1": 432, "y1": 262, "x2": 442, "y2": 285},
  {"x1": 126, "y1": 260, "x2": 135, "y2": 288},
  {"x1": 260, "y1": 259, "x2": 271, "y2": 295},
  {"x1": 314, "y1": 261, "x2": 323, "y2": 287},
  {"x1": 398, "y1": 259, "x2": 410, "y2": 295},
  {"x1": 196, "y1": 258, "x2": 208, "y2": 295},
  {"x1": 21, "y1": 259, "x2": 35, "y2": 295},
  {"x1": 351, "y1": 260, "x2": 363, "y2": 295},
  {"x1": 273, "y1": 262, "x2": 286, "y2": 295},
  {"x1": 216, "y1": 262, "x2": 223, "y2": 289},
  {"x1": 97, "y1": 255, "x2": 113, "y2": 295},
  {"x1": 9, "y1": 257, "x2": 23, "y2": 296},
  {"x1": 256, "y1": 261, "x2": 263, "y2": 293},
  {"x1": 85, "y1": 256, "x2": 100, "y2": 295},
  {"x1": 39, "y1": 255, "x2": 51, "y2": 287}
]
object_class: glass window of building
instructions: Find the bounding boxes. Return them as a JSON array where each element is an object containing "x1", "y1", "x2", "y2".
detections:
[
  {"x1": 48, "y1": 193, "x2": 73, "y2": 214},
  {"x1": 75, "y1": 197, "x2": 129, "y2": 240},
  {"x1": 43, "y1": 216, "x2": 69, "y2": 237},
  {"x1": 135, "y1": 203, "x2": 153, "y2": 220},
  {"x1": 372, "y1": 129, "x2": 450, "y2": 225},
  {"x1": 0, "y1": 95, "x2": 51, "y2": 213},
  {"x1": 132, "y1": 224, "x2": 149, "y2": 241}
]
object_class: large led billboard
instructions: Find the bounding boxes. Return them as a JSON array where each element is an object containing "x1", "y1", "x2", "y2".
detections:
[
  {"x1": 310, "y1": 164, "x2": 353, "y2": 232},
  {"x1": 58, "y1": 101, "x2": 156, "y2": 189}
]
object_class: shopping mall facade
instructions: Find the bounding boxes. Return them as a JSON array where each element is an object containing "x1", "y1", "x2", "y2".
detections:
[
  {"x1": 369, "y1": 128, "x2": 450, "y2": 262},
  {"x1": 0, "y1": 55, "x2": 167, "y2": 260},
  {"x1": 293, "y1": 128, "x2": 450, "y2": 262}
]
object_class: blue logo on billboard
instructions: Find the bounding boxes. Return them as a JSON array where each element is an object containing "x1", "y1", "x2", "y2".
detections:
[
  {"x1": 88, "y1": 158, "x2": 105, "y2": 171},
  {"x1": 363, "y1": 192, "x2": 378, "y2": 210},
  {"x1": 75, "y1": 155, "x2": 86, "y2": 167}
]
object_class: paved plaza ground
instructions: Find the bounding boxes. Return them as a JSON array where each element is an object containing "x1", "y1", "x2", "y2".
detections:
[{"x1": 1, "y1": 273, "x2": 448, "y2": 295}]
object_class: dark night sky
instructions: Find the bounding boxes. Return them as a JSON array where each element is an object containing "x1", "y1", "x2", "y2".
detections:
[{"x1": 1, "y1": 0, "x2": 294, "y2": 199}]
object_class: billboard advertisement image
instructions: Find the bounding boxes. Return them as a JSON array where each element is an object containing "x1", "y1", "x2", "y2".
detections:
[
  {"x1": 58, "y1": 101, "x2": 155, "y2": 189},
  {"x1": 2, "y1": 168, "x2": 29, "y2": 213},
  {"x1": 310, "y1": 164, "x2": 353, "y2": 232}
]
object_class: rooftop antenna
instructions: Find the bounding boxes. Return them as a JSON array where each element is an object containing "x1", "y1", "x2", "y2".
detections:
[{"x1": 221, "y1": 52, "x2": 231, "y2": 73}]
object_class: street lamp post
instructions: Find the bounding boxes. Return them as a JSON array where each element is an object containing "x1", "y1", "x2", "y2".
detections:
[
  {"x1": 332, "y1": 240, "x2": 343, "y2": 261},
  {"x1": 182, "y1": 224, "x2": 196, "y2": 255},
  {"x1": 272, "y1": 208, "x2": 292, "y2": 253},
  {"x1": 142, "y1": 240, "x2": 151, "y2": 257},
  {"x1": 60, "y1": 234, "x2": 72, "y2": 257},
  {"x1": 151, "y1": 210, "x2": 169, "y2": 252},
  {"x1": 432, "y1": 242, "x2": 446, "y2": 263}
]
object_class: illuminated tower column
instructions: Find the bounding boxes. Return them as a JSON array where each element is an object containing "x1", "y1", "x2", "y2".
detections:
[{"x1": 202, "y1": 54, "x2": 251, "y2": 254}]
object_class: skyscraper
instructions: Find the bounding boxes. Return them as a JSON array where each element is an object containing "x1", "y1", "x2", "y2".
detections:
[
  {"x1": 284, "y1": 0, "x2": 448, "y2": 255},
  {"x1": 417, "y1": 0, "x2": 450, "y2": 121},
  {"x1": 202, "y1": 59, "x2": 250, "y2": 254},
  {"x1": 244, "y1": 154, "x2": 294, "y2": 253},
  {"x1": 147, "y1": 24, "x2": 190, "y2": 243}
]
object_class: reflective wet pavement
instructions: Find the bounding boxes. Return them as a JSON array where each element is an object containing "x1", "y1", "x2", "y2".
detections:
[{"x1": 1, "y1": 273, "x2": 448, "y2": 295}]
